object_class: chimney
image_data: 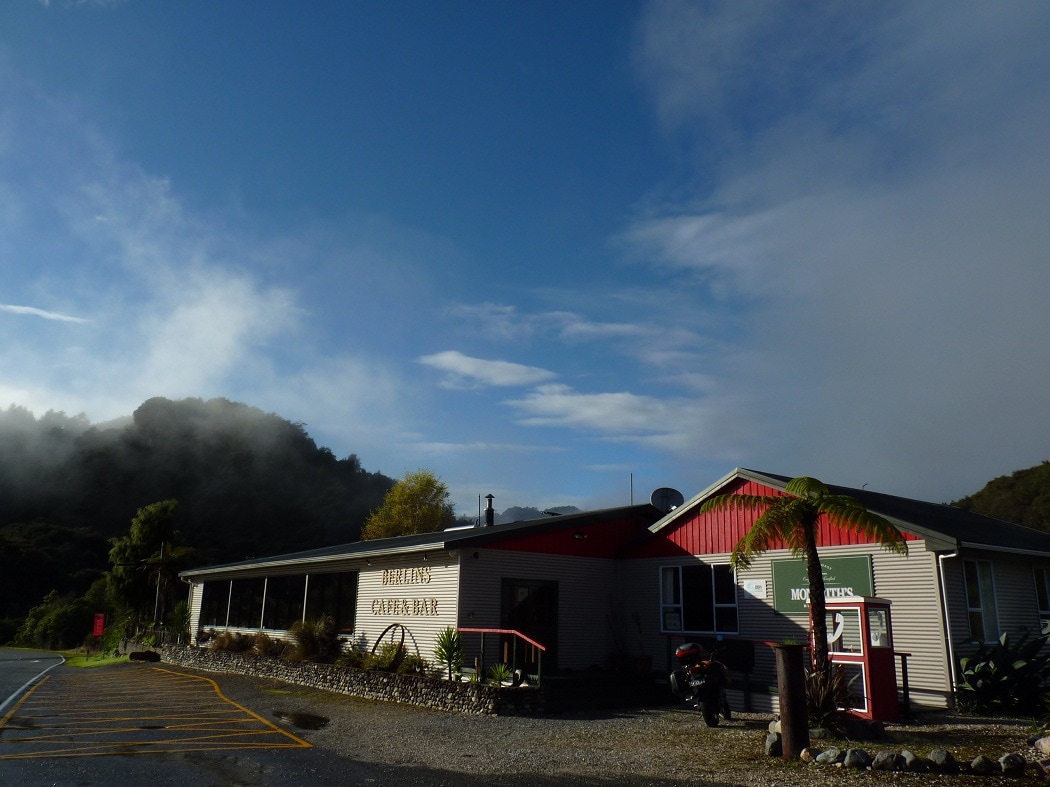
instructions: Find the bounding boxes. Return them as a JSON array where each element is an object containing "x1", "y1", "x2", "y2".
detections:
[{"x1": 484, "y1": 494, "x2": 495, "y2": 527}]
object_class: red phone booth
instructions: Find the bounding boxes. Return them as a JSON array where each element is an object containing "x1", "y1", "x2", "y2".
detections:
[{"x1": 825, "y1": 596, "x2": 898, "y2": 722}]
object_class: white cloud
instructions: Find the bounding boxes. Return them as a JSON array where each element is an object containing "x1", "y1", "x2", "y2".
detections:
[
  {"x1": 505, "y1": 383, "x2": 748, "y2": 456},
  {"x1": 0, "y1": 304, "x2": 91, "y2": 323},
  {"x1": 419, "y1": 350, "x2": 557, "y2": 389}
]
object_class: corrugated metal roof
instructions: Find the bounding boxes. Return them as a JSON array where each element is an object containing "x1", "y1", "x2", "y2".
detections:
[{"x1": 181, "y1": 503, "x2": 661, "y2": 578}]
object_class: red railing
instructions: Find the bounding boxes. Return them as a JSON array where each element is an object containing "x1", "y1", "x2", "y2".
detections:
[{"x1": 457, "y1": 627, "x2": 546, "y2": 684}]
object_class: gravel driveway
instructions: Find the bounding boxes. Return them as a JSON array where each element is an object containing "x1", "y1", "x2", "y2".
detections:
[{"x1": 200, "y1": 667, "x2": 1038, "y2": 785}]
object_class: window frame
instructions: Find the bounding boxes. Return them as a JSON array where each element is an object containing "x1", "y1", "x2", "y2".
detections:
[
  {"x1": 1034, "y1": 567, "x2": 1050, "y2": 635},
  {"x1": 660, "y1": 562, "x2": 738, "y2": 634},
  {"x1": 963, "y1": 559, "x2": 998, "y2": 643}
]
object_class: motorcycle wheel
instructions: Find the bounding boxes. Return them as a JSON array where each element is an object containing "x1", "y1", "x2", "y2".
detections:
[{"x1": 700, "y1": 700, "x2": 720, "y2": 727}]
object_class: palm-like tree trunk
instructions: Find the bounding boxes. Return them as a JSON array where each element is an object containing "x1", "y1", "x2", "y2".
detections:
[{"x1": 802, "y1": 517, "x2": 830, "y2": 673}]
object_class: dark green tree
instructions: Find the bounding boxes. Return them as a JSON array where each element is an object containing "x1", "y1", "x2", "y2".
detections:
[
  {"x1": 107, "y1": 500, "x2": 195, "y2": 626},
  {"x1": 700, "y1": 476, "x2": 908, "y2": 673}
]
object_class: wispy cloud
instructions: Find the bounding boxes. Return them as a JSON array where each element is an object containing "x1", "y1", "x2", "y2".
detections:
[
  {"x1": 626, "y1": 0, "x2": 1050, "y2": 497},
  {"x1": 505, "y1": 383, "x2": 748, "y2": 456},
  {"x1": 0, "y1": 304, "x2": 91, "y2": 323},
  {"x1": 418, "y1": 350, "x2": 556, "y2": 389}
]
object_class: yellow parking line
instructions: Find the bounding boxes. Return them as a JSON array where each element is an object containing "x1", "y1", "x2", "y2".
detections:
[{"x1": 0, "y1": 665, "x2": 312, "y2": 759}]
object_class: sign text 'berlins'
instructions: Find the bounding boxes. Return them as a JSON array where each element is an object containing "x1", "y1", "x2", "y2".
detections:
[{"x1": 381, "y1": 567, "x2": 431, "y2": 585}]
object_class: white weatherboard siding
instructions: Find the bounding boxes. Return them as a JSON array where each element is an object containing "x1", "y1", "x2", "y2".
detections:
[
  {"x1": 620, "y1": 541, "x2": 954, "y2": 713},
  {"x1": 354, "y1": 554, "x2": 461, "y2": 664},
  {"x1": 457, "y1": 549, "x2": 618, "y2": 671}
]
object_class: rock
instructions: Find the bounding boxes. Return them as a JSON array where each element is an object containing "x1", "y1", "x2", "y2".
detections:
[
  {"x1": 900, "y1": 750, "x2": 927, "y2": 773},
  {"x1": 970, "y1": 754, "x2": 1000, "y2": 776},
  {"x1": 843, "y1": 748, "x2": 872, "y2": 770},
  {"x1": 927, "y1": 748, "x2": 959, "y2": 774},
  {"x1": 764, "y1": 733, "x2": 782, "y2": 757},
  {"x1": 1035, "y1": 737, "x2": 1050, "y2": 756},
  {"x1": 815, "y1": 746, "x2": 844, "y2": 765},
  {"x1": 872, "y1": 750, "x2": 903, "y2": 771},
  {"x1": 799, "y1": 747, "x2": 821, "y2": 763},
  {"x1": 999, "y1": 752, "x2": 1026, "y2": 777}
]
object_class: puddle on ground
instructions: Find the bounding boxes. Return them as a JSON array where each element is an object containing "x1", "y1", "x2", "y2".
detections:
[{"x1": 272, "y1": 709, "x2": 329, "y2": 730}]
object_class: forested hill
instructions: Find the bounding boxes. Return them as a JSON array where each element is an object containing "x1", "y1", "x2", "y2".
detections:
[
  {"x1": 0, "y1": 397, "x2": 394, "y2": 595},
  {"x1": 953, "y1": 460, "x2": 1050, "y2": 532}
]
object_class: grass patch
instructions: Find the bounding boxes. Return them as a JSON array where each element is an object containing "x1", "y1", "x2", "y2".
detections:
[{"x1": 59, "y1": 651, "x2": 128, "y2": 668}]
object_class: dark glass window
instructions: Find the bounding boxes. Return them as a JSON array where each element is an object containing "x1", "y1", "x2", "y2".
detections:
[
  {"x1": 198, "y1": 580, "x2": 230, "y2": 627},
  {"x1": 228, "y1": 578, "x2": 265, "y2": 628},
  {"x1": 660, "y1": 563, "x2": 737, "y2": 634},
  {"x1": 305, "y1": 572, "x2": 358, "y2": 634},
  {"x1": 262, "y1": 575, "x2": 306, "y2": 630}
]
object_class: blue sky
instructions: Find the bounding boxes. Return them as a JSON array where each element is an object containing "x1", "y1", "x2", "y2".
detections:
[{"x1": 3, "y1": 1, "x2": 1050, "y2": 518}]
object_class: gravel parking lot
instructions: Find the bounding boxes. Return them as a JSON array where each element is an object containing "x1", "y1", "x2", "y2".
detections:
[{"x1": 202, "y1": 667, "x2": 1038, "y2": 786}]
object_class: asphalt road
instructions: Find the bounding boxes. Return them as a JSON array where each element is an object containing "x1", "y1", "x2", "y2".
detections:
[{"x1": 0, "y1": 648, "x2": 64, "y2": 716}]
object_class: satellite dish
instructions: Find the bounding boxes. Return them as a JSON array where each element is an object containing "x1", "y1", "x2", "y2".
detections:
[{"x1": 650, "y1": 487, "x2": 685, "y2": 513}]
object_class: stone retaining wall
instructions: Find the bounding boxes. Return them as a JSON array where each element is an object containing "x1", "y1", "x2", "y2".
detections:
[{"x1": 161, "y1": 645, "x2": 544, "y2": 715}]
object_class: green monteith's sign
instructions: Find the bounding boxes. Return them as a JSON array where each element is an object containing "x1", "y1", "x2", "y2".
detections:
[{"x1": 771, "y1": 555, "x2": 873, "y2": 614}]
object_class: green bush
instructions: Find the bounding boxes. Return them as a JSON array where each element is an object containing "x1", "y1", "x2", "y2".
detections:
[
  {"x1": 487, "y1": 662, "x2": 513, "y2": 685},
  {"x1": 13, "y1": 591, "x2": 93, "y2": 650},
  {"x1": 806, "y1": 664, "x2": 857, "y2": 734},
  {"x1": 957, "y1": 631, "x2": 1050, "y2": 714},
  {"x1": 432, "y1": 626, "x2": 463, "y2": 680},
  {"x1": 364, "y1": 640, "x2": 405, "y2": 671}
]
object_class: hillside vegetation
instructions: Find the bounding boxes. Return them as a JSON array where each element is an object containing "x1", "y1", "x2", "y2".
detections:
[
  {"x1": 953, "y1": 460, "x2": 1050, "y2": 532},
  {"x1": 0, "y1": 397, "x2": 394, "y2": 640}
]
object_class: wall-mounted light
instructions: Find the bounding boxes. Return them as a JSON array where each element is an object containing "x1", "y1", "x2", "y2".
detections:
[
  {"x1": 365, "y1": 558, "x2": 372, "y2": 566},
  {"x1": 422, "y1": 553, "x2": 429, "y2": 562},
  {"x1": 574, "y1": 532, "x2": 588, "y2": 540}
]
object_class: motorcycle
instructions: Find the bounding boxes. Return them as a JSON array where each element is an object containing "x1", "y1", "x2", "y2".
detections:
[{"x1": 669, "y1": 641, "x2": 732, "y2": 727}]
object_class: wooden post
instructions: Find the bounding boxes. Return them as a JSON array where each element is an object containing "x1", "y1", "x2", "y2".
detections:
[{"x1": 774, "y1": 644, "x2": 810, "y2": 760}]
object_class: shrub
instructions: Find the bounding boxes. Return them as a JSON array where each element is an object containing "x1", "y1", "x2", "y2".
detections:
[
  {"x1": 253, "y1": 632, "x2": 292, "y2": 659},
  {"x1": 957, "y1": 631, "x2": 1050, "y2": 714},
  {"x1": 336, "y1": 647, "x2": 366, "y2": 669},
  {"x1": 364, "y1": 641, "x2": 405, "y2": 671},
  {"x1": 210, "y1": 630, "x2": 255, "y2": 652},
  {"x1": 432, "y1": 626, "x2": 463, "y2": 680},
  {"x1": 806, "y1": 664, "x2": 856, "y2": 734},
  {"x1": 288, "y1": 616, "x2": 340, "y2": 663},
  {"x1": 487, "y1": 662, "x2": 513, "y2": 686}
]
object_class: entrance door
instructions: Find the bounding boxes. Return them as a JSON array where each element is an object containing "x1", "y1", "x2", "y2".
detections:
[{"x1": 501, "y1": 578, "x2": 558, "y2": 673}]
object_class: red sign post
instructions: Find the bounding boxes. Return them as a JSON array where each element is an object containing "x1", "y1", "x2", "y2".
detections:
[{"x1": 93, "y1": 613, "x2": 105, "y2": 638}]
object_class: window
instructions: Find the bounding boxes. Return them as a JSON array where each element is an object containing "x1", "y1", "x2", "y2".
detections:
[
  {"x1": 198, "y1": 580, "x2": 230, "y2": 628},
  {"x1": 661, "y1": 563, "x2": 738, "y2": 633},
  {"x1": 228, "y1": 578, "x2": 265, "y2": 628},
  {"x1": 305, "y1": 572, "x2": 358, "y2": 634},
  {"x1": 1034, "y1": 568, "x2": 1050, "y2": 635},
  {"x1": 964, "y1": 560, "x2": 998, "y2": 642},
  {"x1": 262, "y1": 575, "x2": 306, "y2": 630}
]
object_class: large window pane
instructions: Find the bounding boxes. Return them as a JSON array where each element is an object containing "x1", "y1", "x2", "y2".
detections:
[
  {"x1": 198, "y1": 580, "x2": 230, "y2": 628},
  {"x1": 305, "y1": 572, "x2": 358, "y2": 634},
  {"x1": 262, "y1": 575, "x2": 306, "y2": 630},
  {"x1": 964, "y1": 560, "x2": 997, "y2": 642},
  {"x1": 228, "y1": 578, "x2": 265, "y2": 628}
]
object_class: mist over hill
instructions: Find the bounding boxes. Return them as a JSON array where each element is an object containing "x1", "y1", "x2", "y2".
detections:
[{"x1": 0, "y1": 397, "x2": 395, "y2": 633}]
